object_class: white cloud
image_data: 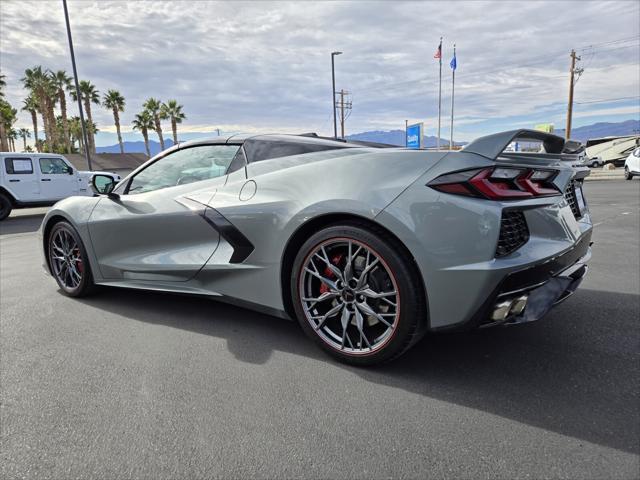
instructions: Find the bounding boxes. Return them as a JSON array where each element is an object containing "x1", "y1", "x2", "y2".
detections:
[{"x1": 1, "y1": 0, "x2": 638, "y2": 145}]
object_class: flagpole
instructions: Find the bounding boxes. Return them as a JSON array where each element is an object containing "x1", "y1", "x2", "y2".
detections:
[
  {"x1": 437, "y1": 36, "x2": 442, "y2": 151},
  {"x1": 450, "y1": 43, "x2": 456, "y2": 151}
]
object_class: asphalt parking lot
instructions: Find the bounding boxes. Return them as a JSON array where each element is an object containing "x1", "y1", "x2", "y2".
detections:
[{"x1": 1, "y1": 180, "x2": 638, "y2": 479}]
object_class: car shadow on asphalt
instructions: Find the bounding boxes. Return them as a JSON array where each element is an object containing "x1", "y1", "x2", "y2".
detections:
[
  {"x1": 0, "y1": 213, "x2": 45, "y2": 236},
  {"x1": 75, "y1": 286, "x2": 639, "y2": 455}
]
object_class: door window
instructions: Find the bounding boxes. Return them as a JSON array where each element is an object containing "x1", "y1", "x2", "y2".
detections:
[
  {"x1": 39, "y1": 157, "x2": 72, "y2": 174},
  {"x1": 4, "y1": 158, "x2": 34, "y2": 174},
  {"x1": 126, "y1": 145, "x2": 239, "y2": 195}
]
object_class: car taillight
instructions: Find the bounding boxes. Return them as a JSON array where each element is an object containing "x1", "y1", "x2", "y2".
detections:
[{"x1": 428, "y1": 167, "x2": 560, "y2": 200}]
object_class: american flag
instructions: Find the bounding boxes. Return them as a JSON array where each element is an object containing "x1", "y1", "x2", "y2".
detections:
[{"x1": 434, "y1": 42, "x2": 442, "y2": 59}]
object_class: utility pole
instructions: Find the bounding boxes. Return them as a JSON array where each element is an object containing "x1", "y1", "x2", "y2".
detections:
[
  {"x1": 340, "y1": 90, "x2": 345, "y2": 139},
  {"x1": 62, "y1": 0, "x2": 92, "y2": 170},
  {"x1": 336, "y1": 89, "x2": 352, "y2": 139},
  {"x1": 331, "y1": 51, "x2": 342, "y2": 139},
  {"x1": 565, "y1": 49, "x2": 580, "y2": 140}
]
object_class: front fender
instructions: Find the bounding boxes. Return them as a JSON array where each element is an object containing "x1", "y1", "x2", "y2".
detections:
[{"x1": 40, "y1": 195, "x2": 103, "y2": 276}]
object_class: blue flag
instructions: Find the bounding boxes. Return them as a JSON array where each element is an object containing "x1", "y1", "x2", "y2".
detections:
[{"x1": 450, "y1": 55, "x2": 457, "y2": 70}]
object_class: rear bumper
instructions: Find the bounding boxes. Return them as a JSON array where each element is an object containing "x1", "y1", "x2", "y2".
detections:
[{"x1": 467, "y1": 231, "x2": 592, "y2": 329}]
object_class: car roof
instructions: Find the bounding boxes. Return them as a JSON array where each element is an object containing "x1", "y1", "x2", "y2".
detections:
[
  {"x1": 175, "y1": 133, "x2": 364, "y2": 150},
  {"x1": 0, "y1": 152, "x2": 66, "y2": 157}
]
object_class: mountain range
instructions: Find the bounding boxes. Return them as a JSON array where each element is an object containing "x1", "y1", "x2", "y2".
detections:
[
  {"x1": 95, "y1": 119, "x2": 639, "y2": 154},
  {"x1": 97, "y1": 139, "x2": 175, "y2": 155},
  {"x1": 554, "y1": 120, "x2": 639, "y2": 142},
  {"x1": 346, "y1": 130, "x2": 466, "y2": 147}
]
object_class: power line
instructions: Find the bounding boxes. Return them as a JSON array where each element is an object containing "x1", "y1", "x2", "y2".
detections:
[
  {"x1": 575, "y1": 95, "x2": 640, "y2": 105},
  {"x1": 582, "y1": 44, "x2": 640, "y2": 55},
  {"x1": 578, "y1": 35, "x2": 640, "y2": 51}
]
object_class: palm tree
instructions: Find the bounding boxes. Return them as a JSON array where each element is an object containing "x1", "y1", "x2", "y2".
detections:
[
  {"x1": 132, "y1": 111, "x2": 155, "y2": 158},
  {"x1": 49, "y1": 70, "x2": 73, "y2": 153},
  {"x1": 70, "y1": 80, "x2": 100, "y2": 154},
  {"x1": 22, "y1": 95, "x2": 40, "y2": 151},
  {"x1": 103, "y1": 90, "x2": 126, "y2": 153},
  {"x1": 143, "y1": 97, "x2": 166, "y2": 150},
  {"x1": 18, "y1": 127, "x2": 30, "y2": 151},
  {"x1": 161, "y1": 100, "x2": 186, "y2": 144},
  {"x1": 8, "y1": 128, "x2": 18, "y2": 152},
  {"x1": 0, "y1": 101, "x2": 9, "y2": 151},
  {"x1": 0, "y1": 73, "x2": 6, "y2": 98},
  {"x1": 0, "y1": 99, "x2": 17, "y2": 151},
  {"x1": 68, "y1": 116, "x2": 83, "y2": 153},
  {"x1": 22, "y1": 66, "x2": 57, "y2": 151}
]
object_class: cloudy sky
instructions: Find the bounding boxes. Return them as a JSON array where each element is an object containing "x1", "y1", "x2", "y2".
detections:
[{"x1": 1, "y1": 0, "x2": 639, "y2": 146}]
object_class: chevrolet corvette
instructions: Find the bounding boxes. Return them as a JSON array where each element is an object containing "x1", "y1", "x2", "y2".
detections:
[{"x1": 40, "y1": 130, "x2": 592, "y2": 365}]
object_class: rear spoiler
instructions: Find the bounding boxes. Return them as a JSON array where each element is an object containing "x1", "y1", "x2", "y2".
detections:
[{"x1": 463, "y1": 129, "x2": 567, "y2": 160}]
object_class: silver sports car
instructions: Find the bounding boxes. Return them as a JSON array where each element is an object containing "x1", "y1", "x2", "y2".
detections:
[{"x1": 40, "y1": 129, "x2": 592, "y2": 365}]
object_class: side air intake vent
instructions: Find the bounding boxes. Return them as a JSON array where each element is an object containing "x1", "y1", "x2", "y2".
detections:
[{"x1": 496, "y1": 211, "x2": 529, "y2": 257}]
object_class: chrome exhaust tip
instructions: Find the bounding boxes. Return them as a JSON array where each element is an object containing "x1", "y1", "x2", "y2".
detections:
[
  {"x1": 510, "y1": 295, "x2": 528, "y2": 316},
  {"x1": 491, "y1": 300, "x2": 513, "y2": 322},
  {"x1": 490, "y1": 294, "x2": 528, "y2": 323}
]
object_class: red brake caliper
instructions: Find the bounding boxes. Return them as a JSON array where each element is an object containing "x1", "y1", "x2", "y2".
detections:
[
  {"x1": 74, "y1": 247, "x2": 83, "y2": 273},
  {"x1": 319, "y1": 254, "x2": 342, "y2": 294}
]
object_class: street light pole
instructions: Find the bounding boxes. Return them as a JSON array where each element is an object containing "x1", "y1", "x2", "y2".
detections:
[
  {"x1": 331, "y1": 51, "x2": 342, "y2": 139},
  {"x1": 62, "y1": 0, "x2": 92, "y2": 170}
]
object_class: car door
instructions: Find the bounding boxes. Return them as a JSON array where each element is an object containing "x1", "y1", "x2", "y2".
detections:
[
  {"x1": 37, "y1": 157, "x2": 78, "y2": 200},
  {"x1": 87, "y1": 144, "x2": 241, "y2": 282},
  {"x1": 3, "y1": 157, "x2": 40, "y2": 202}
]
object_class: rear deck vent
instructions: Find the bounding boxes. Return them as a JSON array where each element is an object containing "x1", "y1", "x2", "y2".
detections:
[{"x1": 496, "y1": 211, "x2": 529, "y2": 257}]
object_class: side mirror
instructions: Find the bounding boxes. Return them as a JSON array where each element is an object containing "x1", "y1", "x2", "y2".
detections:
[
  {"x1": 67, "y1": 166, "x2": 74, "y2": 175},
  {"x1": 91, "y1": 174, "x2": 118, "y2": 197}
]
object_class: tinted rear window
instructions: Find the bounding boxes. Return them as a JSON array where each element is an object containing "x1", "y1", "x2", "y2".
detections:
[
  {"x1": 243, "y1": 139, "x2": 349, "y2": 163},
  {"x1": 4, "y1": 157, "x2": 34, "y2": 174}
]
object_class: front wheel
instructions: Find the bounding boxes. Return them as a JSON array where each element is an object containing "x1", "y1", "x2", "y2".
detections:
[
  {"x1": 48, "y1": 221, "x2": 95, "y2": 297},
  {"x1": 625, "y1": 167, "x2": 633, "y2": 180},
  {"x1": 291, "y1": 223, "x2": 426, "y2": 366}
]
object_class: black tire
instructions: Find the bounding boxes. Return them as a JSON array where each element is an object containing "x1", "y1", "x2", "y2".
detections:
[
  {"x1": 47, "y1": 221, "x2": 96, "y2": 297},
  {"x1": 625, "y1": 167, "x2": 633, "y2": 180},
  {"x1": 291, "y1": 223, "x2": 427, "y2": 366},
  {"x1": 0, "y1": 193, "x2": 12, "y2": 221}
]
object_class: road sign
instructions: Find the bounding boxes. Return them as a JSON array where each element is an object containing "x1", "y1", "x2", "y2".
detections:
[
  {"x1": 406, "y1": 123, "x2": 423, "y2": 149},
  {"x1": 535, "y1": 123, "x2": 555, "y2": 134}
]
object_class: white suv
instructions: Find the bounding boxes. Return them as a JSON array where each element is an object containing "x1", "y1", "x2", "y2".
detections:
[
  {"x1": 625, "y1": 147, "x2": 640, "y2": 180},
  {"x1": 0, "y1": 152, "x2": 120, "y2": 220}
]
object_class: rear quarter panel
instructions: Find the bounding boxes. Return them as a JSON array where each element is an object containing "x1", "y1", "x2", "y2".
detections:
[{"x1": 377, "y1": 151, "x2": 593, "y2": 329}]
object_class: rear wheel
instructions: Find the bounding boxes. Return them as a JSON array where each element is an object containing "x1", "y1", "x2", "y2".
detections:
[
  {"x1": 48, "y1": 221, "x2": 95, "y2": 297},
  {"x1": 0, "y1": 193, "x2": 12, "y2": 221},
  {"x1": 291, "y1": 223, "x2": 426, "y2": 365},
  {"x1": 625, "y1": 167, "x2": 633, "y2": 180}
]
